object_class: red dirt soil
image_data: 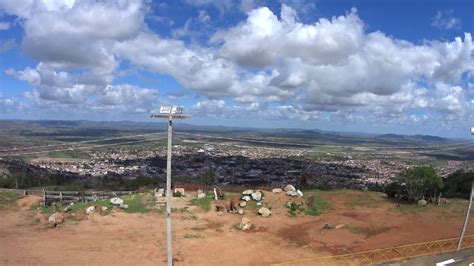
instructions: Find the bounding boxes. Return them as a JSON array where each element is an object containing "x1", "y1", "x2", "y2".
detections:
[{"x1": 0, "y1": 190, "x2": 473, "y2": 265}]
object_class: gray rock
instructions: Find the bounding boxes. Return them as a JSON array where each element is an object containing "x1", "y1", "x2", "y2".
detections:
[
  {"x1": 238, "y1": 208, "x2": 244, "y2": 215},
  {"x1": 101, "y1": 206, "x2": 108, "y2": 212},
  {"x1": 418, "y1": 199, "x2": 427, "y2": 206},
  {"x1": 286, "y1": 190, "x2": 298, "y2": 197},
  {"x1": 197, "y1": 192, "x2": 206, "y2": 199},
  {"x1": 258, "y1": 207, "x2": 272, "y2": 217},
  {"x1": 239, "y1": 217, "x2": 252, "y2": 230},
  {"x1": 242, "y1": 189, "x2": 254, "y2": 195},
  {"x1": 110, "y1": 197, "x2": 124, "y2": 205},
  {"x1": 251, "y1": 191, "x2": 262, "y2": 201},
  {"x1": 120, "y1": 203, "x2": 129, "y2": 210},
  {"x1": 239, "y1": 201, "x2": 247, "y2": 207},
  {"x1": 296, "y1": 190, "x2": 304, "y2": 197},
  {"x1": 284, "y1": 184, "x2": 296, "y2": 192},
  {"x1": 86, "y1": 206, "x2": 95, "y2": 215},
  {"x1": 48, "y1": 212, "x2": 64, "y2": 227},
  {"x1": 272, "y1": 188, "x2": 283, "y2": 193},
  {"x1": 242, "y1": 195, "x2": 251, "y2": 202}
]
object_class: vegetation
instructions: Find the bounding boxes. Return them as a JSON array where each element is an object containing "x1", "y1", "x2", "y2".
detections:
[
  {"x1": 189, "y1": 193, "x2": 214, "y2": 212},
  {"x1": 197, "y1": 170, "x2": 216, "y2": 185},
  {"x1": 386, "y1": 166, "x2": 443, "y2": 203},
  {"x1": 443, "y1": 170, "x2": 474, "y2": 198},
  {"x1": 305, "y1": 194, "x2": 329, "y2": 216},
  {"x1": 0, "y1": 191, "x2": 18, "y2": 208}
]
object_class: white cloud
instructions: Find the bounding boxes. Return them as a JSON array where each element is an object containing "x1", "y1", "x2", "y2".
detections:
[
  {"x1": 432, "y1": 10, "x2": 461, "y2": 30},
  {"x1": 1, "y1": 1, "x2": 473, "y2": 133}
]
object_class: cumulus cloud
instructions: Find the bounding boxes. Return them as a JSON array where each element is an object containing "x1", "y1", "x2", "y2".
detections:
[
  {"x1": 432, "y1": 10, "x2": 461, "y2": 30},
  {"x1": 1, "y1": 1, "x2": 473, "y2": 133}
]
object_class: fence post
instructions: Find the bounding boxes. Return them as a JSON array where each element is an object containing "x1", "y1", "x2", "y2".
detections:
[
  {"x1": 42, "y1": 189, "x2": 46, "y2": 206},
  {"x1": 60, "y1": 192, "x2": 63, "y2": 203}
]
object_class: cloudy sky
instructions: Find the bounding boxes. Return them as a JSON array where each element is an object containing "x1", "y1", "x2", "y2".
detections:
[{"x1": 0, "y1": 0, "x2": 473, "y2": 137}]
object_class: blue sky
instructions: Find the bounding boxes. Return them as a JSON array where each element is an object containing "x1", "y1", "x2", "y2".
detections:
[{"x1": 0, "y1": 0, "x2": 473, "y2": 137}]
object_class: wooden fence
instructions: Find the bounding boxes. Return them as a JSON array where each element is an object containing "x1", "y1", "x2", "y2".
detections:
[{"x1": 0, "y1": 188, "x2": 132, "y2": 205}]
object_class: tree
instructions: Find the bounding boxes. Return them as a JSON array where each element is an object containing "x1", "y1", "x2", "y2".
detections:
[
  {"x1": 400, "y1": 166, "x2": 443, "y2": 202},
  {"x1": 443, "y1": 170, "x2": 474, "y2": 198},
  {"x1": 198, "y1": 170, "x2": 215, "y2": 185}
]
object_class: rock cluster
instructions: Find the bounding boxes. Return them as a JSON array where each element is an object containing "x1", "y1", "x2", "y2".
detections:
[{"x1": 284, "y1": 184, "x2": 303, "y2": 197}]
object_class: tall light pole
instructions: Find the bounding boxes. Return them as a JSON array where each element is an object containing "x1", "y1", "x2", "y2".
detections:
[
  {"x1": 457, "y1": 126, "x2": 474, "y2": 252},
  {"x1": 151, "y1": 106, "x2": 190, "y2": 266}
]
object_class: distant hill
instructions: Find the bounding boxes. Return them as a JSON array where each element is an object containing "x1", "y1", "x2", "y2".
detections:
[{"x1": 0, "y1": 119, "x2": 453, "y2": 145}]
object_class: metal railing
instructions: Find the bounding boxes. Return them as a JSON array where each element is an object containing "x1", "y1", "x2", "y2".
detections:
[{"x1": 273, "y1": 235, "x2": 474, "y2": 265}]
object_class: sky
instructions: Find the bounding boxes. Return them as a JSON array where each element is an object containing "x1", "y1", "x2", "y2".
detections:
[{"x1": 0, "y1": 0, "x2": 473, "y2": 138}]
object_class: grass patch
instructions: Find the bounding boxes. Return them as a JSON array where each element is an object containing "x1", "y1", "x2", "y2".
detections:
[
  {"x1": 189, "y1": 193, "x2": 214, "y2": 212},
  {"x1": 121, "y1": 193, "x2": 152, "y2": 213},
  {"x1": 344, "y1": 192, "x2": 382, "y2": 208},
  {"x1": 183, "y1": 233, "x2": 203, "y2": 239},
  {"x1": 47, "y1": 151, "x2": 90, "y2": 160},
  {"x1": 348, "y1": 225, "x2": 390, "y2": 238},
  {"x1": 305, "y1": 194, "x2": 330, "y2": 216},
  {"x1": 349, "y1": 226, "x2": 363, "y2": 234},
  {"x1": 0, "y1": 192, "x2": 18, "y2": 208}
]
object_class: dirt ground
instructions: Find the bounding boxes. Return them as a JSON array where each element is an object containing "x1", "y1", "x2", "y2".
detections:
[{"x1": 0, "y1": 190, "x2": 473, "y2": 266}]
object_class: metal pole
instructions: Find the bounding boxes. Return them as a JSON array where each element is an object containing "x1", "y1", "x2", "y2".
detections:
[
  {"x1": 457, "y1": 181, "x2": 474, "y2": 251},
  {"x1": 166, "y1": 113, "x2": 173, "y2": 266}
]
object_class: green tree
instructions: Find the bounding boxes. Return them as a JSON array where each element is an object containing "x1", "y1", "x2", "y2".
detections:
[
  {"x1": 198, "y1": 170, "x2": 215, "y2": 185},
  {"x1": 400, "y1": 166, "x2": 443, "y2": 202}
]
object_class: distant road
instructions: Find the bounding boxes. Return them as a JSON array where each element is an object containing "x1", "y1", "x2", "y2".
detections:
[{"x1": 383, "y1": 249, "x2": 474, "y2": 266}]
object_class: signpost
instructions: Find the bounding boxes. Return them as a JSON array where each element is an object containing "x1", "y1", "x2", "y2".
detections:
[{"x1": 151, "y1": 106, "x2": 190, "y2": 266}]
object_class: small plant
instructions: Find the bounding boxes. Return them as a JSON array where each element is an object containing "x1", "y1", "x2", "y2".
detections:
[{"x1": 173, "y1": 191, "x2": 182, "y2": 197}]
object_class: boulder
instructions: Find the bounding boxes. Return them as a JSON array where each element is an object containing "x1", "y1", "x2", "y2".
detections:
[
  {"x1": 86, "y1": 206, "x2": 95, "y2": 215},
  {"x1": 197, "y1": 192, "x2": 206, "y2": 199},
  {"x1": 251, "y1": 191, "x2": 262, "y2": 201},
  {"x1": 110, "y1": 197, "x2": 124, "y2": 205},
  {"x1": 258, "y1": 207, "x2": 272, "y2": 217},
  {"x1": 239, "y1": 201, "x2": 247, "y2": 208},
  {"x1": 323, "y1": 223, "x2": 334, "y2": 229},
  {"x1": 239, "y1": 217, "x2": 252, "y2": 230},
  {"x1": 238, "y1": 208, "x2": 244, "y2": 215},
  {"x1": 174, "y1": 188, "x2": 186, "y2": 197},
  {"x1": 418, "y1": 199, "x2": 427, "y2": 206},
  {"x1": 296, "y1": 190, "x2": 304, "y2": 197},
  {"x1": 335, "y1": 224, "x2": 346, "y2": 229},
  {"x1": 256, "y1": 202, "x2": 262, "y2": 206},
  {"x1": 286, "y1": 190, "x2": 298, "y2": 197},
  {"x1": 272, "y1": 188, "x2": 283, "y2": 193},
  {"x1": 284, "y1": 184, "x2": 296, "y2": 192},
  {"x1": 242, "y1": 189, "x2": 254, "y2": 195},
  {"x1": 155, "y1": 188, "x2": 165, "y2": 197},
  {"x1": 242, "y1": 195, "x2": 251, "y2": 202},
  {"x1": 101, "y1": 206, "x2": 109, "y2": 212},
  {"x1": 120, "y1": 203, "x2": 129, "y2": 210},
  {"x1": 64, "y1": 203, "x2": 73, "y2": 212},
  {"x1": 48, "y1": 212, "x2": 64, "y2": 227}
]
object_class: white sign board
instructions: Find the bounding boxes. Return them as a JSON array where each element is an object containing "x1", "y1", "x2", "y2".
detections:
[
  {"x1": 160, "y1": 106, "x2": 183, "y2": 114},
  {"x1": 471, "y1": 127, "x2": 474, "y2": 135}
]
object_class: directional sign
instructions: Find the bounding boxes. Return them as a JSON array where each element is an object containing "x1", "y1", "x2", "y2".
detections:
[{"x1": 159, "y1": 106, "x2": 183, "y2": 114}]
